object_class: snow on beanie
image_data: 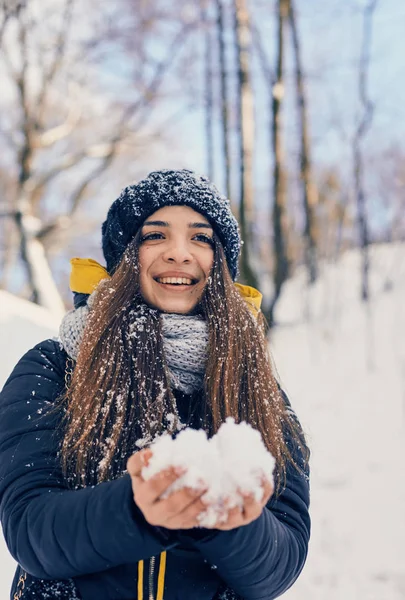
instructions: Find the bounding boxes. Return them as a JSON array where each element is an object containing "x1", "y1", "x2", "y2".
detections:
[{"x1": 101, "y1": 169, "x2": 241, "y2": 280}]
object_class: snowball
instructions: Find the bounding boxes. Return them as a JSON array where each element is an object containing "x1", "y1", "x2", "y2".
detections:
[{"x1": 141, "y1": 418, "x2": 275, "y2": 527}]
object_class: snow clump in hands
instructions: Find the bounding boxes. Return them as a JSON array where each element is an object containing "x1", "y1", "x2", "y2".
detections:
[{"x1": 141, "y1": 417, "x2": 275, "y2": 527}]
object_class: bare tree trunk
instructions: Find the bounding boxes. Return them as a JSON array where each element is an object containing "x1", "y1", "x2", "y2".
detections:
[
  {"x1": 288, "y1": 0, "x2": 318, "y2": 284},
  {"x1": 215, "y1": 0, "x2": 231, "y2": 199},
  {"x1": 268, "y1": 0, "x2": 289, "y2": 325},
  {"x1": 201, "y1": 1, "x2": 215, "y2": 181},
  {"x1": 233, "y1": 0, "x2": 259, "y2": 288},
  {"x1": 0, "y1": 211, "x2": 18, "y2": 290},
  {"x1": 12, "y1": 10, "x2": 66, "y2": 315},
  {"x1": 15, "y1": 204, "x2": 65, "y2": 317},
  {"x1": 354, "y1": 0, "x2": 378, "y2": 301}
]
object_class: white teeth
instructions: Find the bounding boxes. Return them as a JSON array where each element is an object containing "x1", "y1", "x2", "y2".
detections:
[{"x1": 156, "y1": 277, "x2": 193, "y2": 285}]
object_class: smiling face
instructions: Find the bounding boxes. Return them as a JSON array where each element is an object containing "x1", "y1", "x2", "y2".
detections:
[{"x1": 138, "y1": 205, "x2": 215, "y2": 314}]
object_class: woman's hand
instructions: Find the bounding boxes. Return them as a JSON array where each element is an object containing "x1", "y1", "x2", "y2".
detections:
[
  {"x1": 213, "y1": 479, "x2": 274, "y2": 531},
  {"x1": 127, "y1": 449, "x2": 273, "y2": 531},
  {"x1": 127, "y1": 449, "x2": 208, "y2": 530}
]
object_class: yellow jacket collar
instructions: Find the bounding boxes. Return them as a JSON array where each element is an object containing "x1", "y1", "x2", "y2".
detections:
[
  {"x1": 233, "y1": 282, "x2": 262, "y2": 314},
  {"x1": 70, "y1": 258, "x2": 262, "y2": 314},
  {"x1": 70, "y1": 258, "x2": 110, "y2": 294}
]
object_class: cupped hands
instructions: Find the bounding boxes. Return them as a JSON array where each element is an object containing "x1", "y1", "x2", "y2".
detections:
[{"x1": 127, "y1": 449, "x2": 273, "y2": 531}]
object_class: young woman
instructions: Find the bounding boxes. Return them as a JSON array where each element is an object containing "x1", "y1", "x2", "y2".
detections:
[{"x1": 0, "y1": 170, "x2": 310, "y2": 600}]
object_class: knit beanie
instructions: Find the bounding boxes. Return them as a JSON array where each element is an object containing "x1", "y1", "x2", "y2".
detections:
[{"x1": 101, "y1": 169, "x2": 241, "y2": 280}]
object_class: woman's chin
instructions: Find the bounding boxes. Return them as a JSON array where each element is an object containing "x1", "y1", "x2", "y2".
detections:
[{"x1": 148, "y1": 299, "x2": 198, "y2": 315}]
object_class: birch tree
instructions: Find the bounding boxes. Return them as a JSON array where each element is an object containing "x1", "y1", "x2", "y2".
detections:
[
  {"x1": 201, "y1": 0, "x2": 215, "y2": 180},
  {"x1": 268, "y1": 0, "x2": 289, "y2": 324},
  {"x1": 288, "y1": 0, "x2": 318, "y2": 283},
  {"x1": 216, "y1": 0, "x2": 231, "y2": 199},
  {"x1": 233, "y1": 0, "x2": 259, "y2": 288}
]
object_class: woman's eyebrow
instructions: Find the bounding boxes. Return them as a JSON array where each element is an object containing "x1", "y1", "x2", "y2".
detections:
[
  {"x1": 142, "y1": 220, "x2": 212, "y2": 229},
  {"x1": 189, "y1": 222, "x2": 213, "y2": 229},
  {"x1": 143, "y1": 220, "x2": 169, "y2": 227}
]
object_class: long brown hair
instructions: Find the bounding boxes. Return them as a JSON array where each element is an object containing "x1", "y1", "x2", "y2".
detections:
[{"x1": 60, "y1": 233, "x2": 308, "y2": 489}]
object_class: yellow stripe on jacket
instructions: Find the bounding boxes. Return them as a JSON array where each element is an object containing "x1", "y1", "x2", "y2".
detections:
[
  {"x1": 136, "y1": 553, "x2": 166, "y2": 600},
  {"x1": 157, "y1": 552, "x2": 167, "y2": 600},
  {"x1": 137, "y1": 560, "x2": 144, "y2": 600}
]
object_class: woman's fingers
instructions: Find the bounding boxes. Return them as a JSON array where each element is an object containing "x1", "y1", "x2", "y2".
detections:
[
  {"x1": 164, "y1": 490, "x2": 207, "y2": 528},
  {"x1": 128, "y1": 451, "x2": 208, "y2": 528},
  {"x1": 212, "y1": 481, "x2": 274, "y2": 530},
  {"x1": 128, "y1": 452, "x2": 274, "y2": 531},
  {"x1": 162, "y1": 486, "x2": 204, "y2": 516},
  {"x1": 127, "y1": 449, "x2": 152, "y2": 474},
  {"x1": 213, "y1": 504, "x2": 244, "y2": 530},
  {"x1": 128, "y1": 450, "x2": 179, "y2": 513},
  {"x1": 135, "y1": 468, "x2": 180, "y2": 506},
  {"x1": 146, "y1": 486, "x2": 207, "y2": 529},
  {"x1": 241, "y1": 493, "x2": 262, "y2": 523}
]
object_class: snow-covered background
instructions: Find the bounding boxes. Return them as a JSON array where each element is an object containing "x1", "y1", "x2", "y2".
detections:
[{"x1": 0, "y1": 243, "x2": 404, "y2": 599}]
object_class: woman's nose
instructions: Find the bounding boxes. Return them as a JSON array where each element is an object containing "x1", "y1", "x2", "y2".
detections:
[{"x1": 162, "y1": 241, "x2": 193, "y2": 263}]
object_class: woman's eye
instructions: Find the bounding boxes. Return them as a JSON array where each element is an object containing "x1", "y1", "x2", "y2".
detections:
[
  {"x1": 194, "y1": 234, "x2": 214, "y2": 245},
  {"x1": 141, "y1": 232, "x2": 164, "y2": 242},
  {"x1": 140, "y1": 232, "x2": 213, "y2": 245}
]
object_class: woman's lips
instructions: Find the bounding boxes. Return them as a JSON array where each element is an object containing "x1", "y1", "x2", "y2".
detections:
[{"x1": 154, "y1": 280, "x2": 196, "y2": 292}]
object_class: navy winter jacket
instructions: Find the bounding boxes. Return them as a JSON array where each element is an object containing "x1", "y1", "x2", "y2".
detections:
[{"x1": 0, "y1": 339, "x2": 310, "y2": 600}]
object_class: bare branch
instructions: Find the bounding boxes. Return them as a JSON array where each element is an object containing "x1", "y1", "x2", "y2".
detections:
[
  {"x1": 1, "y1": 21, "x2": 21, "y2": 79},
  {"x1": 29, "y1": 138, "x2": 124, "y2": 214},
  {"x1": 67, "y1": 141, "x2": 119, "y2": 217},
  {"x1": 36, "y1": 137, "x2": 119, "y2": 245},
  {"x1": 37, "y1": 101, "x2": 81, "y2": 148},
  {"x1": 0, "y1": 0, "x2": 26, "y2": 45},
  {"x1": 27, "y1": 152, "x2": 87, "y2": 211},
  {"x1": 121, "y1": 20, "x2": 198, "y2": 132},
  {"x1": 35, "y1": 0, "x2": 75, "y2": 126}
]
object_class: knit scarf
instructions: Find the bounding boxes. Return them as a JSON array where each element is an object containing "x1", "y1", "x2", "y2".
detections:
[
  {"x1": 160, "y1": 313, "x2": 208, "y2": 393},
  {"x1": 59, "y1": 299, "x2": 208, "y2": 395}
]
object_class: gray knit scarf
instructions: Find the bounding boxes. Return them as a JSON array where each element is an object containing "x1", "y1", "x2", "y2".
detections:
[{"x1": 59, "y1": 297, "x2": 208, "y2": 394}]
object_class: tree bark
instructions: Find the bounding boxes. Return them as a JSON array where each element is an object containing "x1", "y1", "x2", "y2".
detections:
[
  {"x1": 215, "y1": 0, "x2": 231, "y2": 199},
  {"x1": 9, "y1": 11, "x2": 66, "y2": 314},
  {"x1": 201, "y1": 1, "x2": 214, "y2": 180},
  {"x1": 268, "y1": 0, "x2": 289, "y2": 325},
  {"x1": 233, "y1": 0, "x2": 259, "y2": 288},
  {"x1": 14, "y1": 205, "x2": 66, "y2": 317},
  {"x1": 288, "y1": 0, "x2": 318, "y2": 283}
]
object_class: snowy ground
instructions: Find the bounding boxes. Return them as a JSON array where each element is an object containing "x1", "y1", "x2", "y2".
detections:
[
  {"x1": 0, "y1": 243, "x2": 404, "y2": 599},
  {"x1": 0, "y1": 293, "x2": 61, "y2": 596},
  {"x1": 273, "y1": 243, "x2": 405, "y2": 600}
]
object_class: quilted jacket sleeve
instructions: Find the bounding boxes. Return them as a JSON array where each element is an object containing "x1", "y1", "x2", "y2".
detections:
[
  {"x1": 0, "y1": 339, "x2": 175, "y2": 580},
  {"x1": 180, "y1": 394, "x2": 310, "y2": 600}
]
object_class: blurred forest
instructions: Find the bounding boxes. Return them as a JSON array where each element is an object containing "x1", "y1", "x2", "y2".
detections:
[{"x1": 0, "y1": 0, "x2": 404, "y2": 323}]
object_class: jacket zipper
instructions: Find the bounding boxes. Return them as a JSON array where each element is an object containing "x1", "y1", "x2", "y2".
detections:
[{"x1": 149, "y1": 556, "x2": 156, "y2": 600}]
